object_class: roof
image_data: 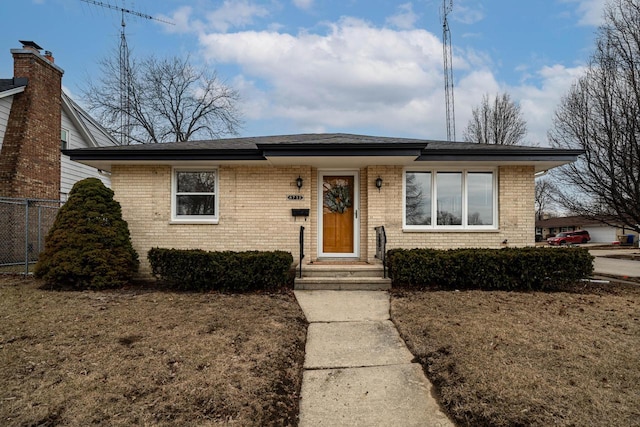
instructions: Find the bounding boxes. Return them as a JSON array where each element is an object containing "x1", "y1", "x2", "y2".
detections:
[
  {"x1": 0, "y1": 77, "x2": 28, "y2": 98},
  {"x1": 61, "y1": 92, "x2": 118, "y2": 148},
  {"x1": 536, "y1": 215, "x2": 624, "y2": 228},
  {"x1": 65, "y1": 133, "x2": 584, "y2": 171}
]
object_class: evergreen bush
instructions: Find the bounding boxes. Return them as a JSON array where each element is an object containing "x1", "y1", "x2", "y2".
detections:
[
  {"x1": 148, "y1": 248, "x2": 293, "y2": 292},
  {"x1": 387, "y1": 247, "x2": 593, "y2": 291},
  {"x1": 34, "y1": 178, "x2": 139, "y2": 289}
]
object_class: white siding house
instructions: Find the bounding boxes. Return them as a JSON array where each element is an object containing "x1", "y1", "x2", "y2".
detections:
[
  {"x1": 0, "y1": 85, "x2": 22, "y2": 152},
  {"x1": 0, "y1": 81, "x2": 118, "y2": 201},
  {"x1": 60, "y1": 93, "x2": 117, "y2": 199}
]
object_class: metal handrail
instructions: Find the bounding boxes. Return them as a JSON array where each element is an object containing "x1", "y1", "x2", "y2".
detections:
[
  {"x1": 299, "y1": 225, "x2": 305, "y2": 278},
  {"x1": 375, "y1": 225, "x2": 387, "y2": 278}
]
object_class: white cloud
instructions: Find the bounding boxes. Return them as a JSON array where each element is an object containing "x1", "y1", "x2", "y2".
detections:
[
  {"x1": 190, "y1": 9, "x2": 587, "y2": 142},
  {"x1": 563, "y1": 0, "x2": 607, "y2": 26},
  {"x1": 386, "y1": 3, "x2": 419, "y2": 30},
  {"x1": 199, "y1": 18, "x2": 455, "y2": 137},
  {"x1": 452, "y1": 1, "x2": 485, "y2": 25},
  {"x1": 160, "y1": 6, "x2": 200, "y2": 34},
  {"x1": 206, "y1": 0, "x2": 270, "y2": 33},
  {"x1": 292, "y1": 0, "x2": 314, "y2": 11},
  {"x1": 510, "y1": 64, "x2": 586, "y2": 145}
]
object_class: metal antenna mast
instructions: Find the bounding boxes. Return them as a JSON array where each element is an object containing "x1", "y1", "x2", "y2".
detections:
[
  {"x1": 442, "y1": 0, "x2": 456, "y2": 141},
  {"x1": 80, "y1": 0, "x2": 173, "y2": 145}
]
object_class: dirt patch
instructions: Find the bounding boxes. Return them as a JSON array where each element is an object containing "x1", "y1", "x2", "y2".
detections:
[
  {"x1": 390, "y1": 283, "x2": 640, "y2": 427},
  {"x1": 0, "y1": 276, "x2": 307, "y2": 426}
]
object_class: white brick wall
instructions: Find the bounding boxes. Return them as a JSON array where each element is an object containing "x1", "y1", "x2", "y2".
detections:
[{"x1": 112, "y1": 164, "x2": 535, "y2": 276}]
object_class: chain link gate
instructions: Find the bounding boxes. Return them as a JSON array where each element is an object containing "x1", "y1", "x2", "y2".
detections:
[{"x1": 0, "y1": 198, "x2": 62, "y2": 275}]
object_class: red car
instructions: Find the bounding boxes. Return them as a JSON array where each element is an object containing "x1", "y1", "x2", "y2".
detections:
[{"x1": 547, "y1": 230, "x2": 591, "y2": 245}]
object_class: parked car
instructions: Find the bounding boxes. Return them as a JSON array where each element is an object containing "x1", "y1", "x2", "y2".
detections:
[{"x1": 547, "y1": 230, "x2": 591, "y2": 245}]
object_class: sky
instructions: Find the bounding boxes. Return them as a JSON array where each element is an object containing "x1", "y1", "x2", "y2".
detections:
[{"x1": 0, "y1": 0, "x2": 608, "y2": 145}]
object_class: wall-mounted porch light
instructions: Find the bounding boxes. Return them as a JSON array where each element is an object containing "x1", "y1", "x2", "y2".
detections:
[
  {"x1": 375, "y1": 176, "x2": 383, "y2": 192},
  {"x1": 296, "y1": 176, "x2": 304, "y2": 191}
]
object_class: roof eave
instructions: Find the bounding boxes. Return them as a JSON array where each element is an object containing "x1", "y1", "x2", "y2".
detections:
[
  {"x1": 259, "y1": 142, "x2": 427, "y2": 158},
  {"x1": 0, "y1": 85, "x2": 26, "y2": 99},
  {"x1": 65, "y1": 149, "x2": 266, "y2": 162}
]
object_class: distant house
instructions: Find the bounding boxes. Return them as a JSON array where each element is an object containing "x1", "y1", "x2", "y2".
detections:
[
  {"x1": 536, "y1": 215, "x2": 638, "y2": 243},
  {"x1": 67, "y1": 134, "x2": 583, "y2": 277},
  {"x1": 0, "y1": 40, "x2": 117, "y2": 202}
]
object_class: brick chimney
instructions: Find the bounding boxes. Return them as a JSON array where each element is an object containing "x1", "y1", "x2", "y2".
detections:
[{"x1": 0, "y1": 41, "x2": 64, "y2": 200}]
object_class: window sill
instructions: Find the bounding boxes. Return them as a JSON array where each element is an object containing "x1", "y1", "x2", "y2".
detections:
[
  {"x1": 170, "y1": 219, "x2": 219, "y2": 225},
  {"x1": 403, "y1": 228, "x2": 499, "y2": 233}
]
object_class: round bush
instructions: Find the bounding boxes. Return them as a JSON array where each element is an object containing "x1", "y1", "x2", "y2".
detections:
[{"x1": 35, "y1": 178, "x2": 139, "y2": 289}]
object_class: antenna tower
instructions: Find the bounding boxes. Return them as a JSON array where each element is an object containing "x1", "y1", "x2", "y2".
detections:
[
  {"x1": 80, "y1": 0, "x2": 173, "y2": 145},
  {"x1": 442, "y1": 0, "x2": 456, "y2": 141}
]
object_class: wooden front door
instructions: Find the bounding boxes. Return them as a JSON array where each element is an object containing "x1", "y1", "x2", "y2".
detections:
[{"x1": 321, "y1": 174, "x2": 357, "y2": 256}]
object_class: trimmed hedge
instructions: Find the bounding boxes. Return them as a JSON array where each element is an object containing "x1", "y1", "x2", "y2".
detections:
[
  {"x1": 387, "y1": 247, "x2": 594, "y2": 291},
  {"x1": 148, "y1": 248, "x2": 293, "y2": 292}
]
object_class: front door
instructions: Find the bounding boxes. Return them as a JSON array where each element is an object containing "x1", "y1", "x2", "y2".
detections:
[{"x1": 319, "y1": 172, "x2": 359, "y2": 257}]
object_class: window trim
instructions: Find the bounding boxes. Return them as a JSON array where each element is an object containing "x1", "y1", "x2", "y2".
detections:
[
  {"x1": 61, "y1": 128, "x2": 69, "y2": 151},
  {"x1": 402, "y1": 168, "x2": 498, "y2": 231},
  {"x1": 171, "y1": 167, "x2": 219, "y2": 224}
]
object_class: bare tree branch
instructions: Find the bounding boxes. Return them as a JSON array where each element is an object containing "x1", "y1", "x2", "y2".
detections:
[
  {"x1": 535, "y1": 178, "x2": 559, "y2": 220},
  {"x1": 463, "y1": 92, "x2": 528, "y2": 145},
  {"x1": 82, "y1": 53, "x2": 242, "y2": 144},
  {"x1": 549, "y1": 0, "x2": 640, "y2": 232}
]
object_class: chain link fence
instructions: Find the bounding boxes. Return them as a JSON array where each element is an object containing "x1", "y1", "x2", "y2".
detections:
[{"x1": 0, "y1": 198, "x2": 62, "y2": 275}]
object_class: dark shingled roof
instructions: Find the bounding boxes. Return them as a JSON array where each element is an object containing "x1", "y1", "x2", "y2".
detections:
[
  {"x1": 0, "y1": 77, "x2": 28, "y2": 93},
  {"x1": 536, "y1": 215, "x2": 627, "y2": 228},
  {"x1": 64, "y1": 133, "x2": 584, "y2": 163}
]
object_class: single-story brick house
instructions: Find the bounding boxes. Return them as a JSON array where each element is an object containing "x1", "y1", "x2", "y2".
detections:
[
  {"x1": 67, "y1": 134, "x2": 583, "y2": 276},
  {"x1": 536, "y1": 215, "x2": 638, "y2": 243}
]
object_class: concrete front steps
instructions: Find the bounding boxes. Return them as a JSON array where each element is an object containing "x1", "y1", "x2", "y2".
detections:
[{"x1": 294, "y1": 263, "x2": 391, "y2": 290}]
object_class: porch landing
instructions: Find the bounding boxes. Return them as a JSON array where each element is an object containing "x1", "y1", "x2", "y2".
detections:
[{"x1": 294, "y1": 263, "x2": 391, "y2": 290}]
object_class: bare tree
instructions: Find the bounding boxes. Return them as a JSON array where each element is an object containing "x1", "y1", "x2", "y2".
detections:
[
  {"x1": 535, "y1": 178, "x2": 559, "y2": 220},
  {"x1": 549, "y1": 0, "x2": 640, "y2": 232},
  {"x1": 83, "y1": 54, "x2": 241, "y2": 144},
  {"x1": 463, "y1": 92, "x2": 527, "y2": 145}
]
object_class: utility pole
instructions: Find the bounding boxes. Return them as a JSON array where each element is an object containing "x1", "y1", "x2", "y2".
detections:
[
  {"x1": 80, "y1": 0, "x2": 173, "y2": 145},
  {"x1": 442, "y1": 0, "x2": 456, "y2": 141}
]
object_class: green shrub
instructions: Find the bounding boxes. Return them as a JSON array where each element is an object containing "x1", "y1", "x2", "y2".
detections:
[
  {"x1": 34, "y1": 178, "x2": 139, "y2": 289},
  {"x1": 387, "y1": 247, "x2": 594, "y2": 291},
  {"x1": 148, "y1": 248, "x2": 293, "y2": 292}
]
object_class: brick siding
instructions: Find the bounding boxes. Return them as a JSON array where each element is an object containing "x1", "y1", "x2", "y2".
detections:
[
  {"x1": 113, "y1": 164, "x2": 535, "y2": 276},
  {"x1": 0, "y1": 49, "x2": 63, "y2": 199}
]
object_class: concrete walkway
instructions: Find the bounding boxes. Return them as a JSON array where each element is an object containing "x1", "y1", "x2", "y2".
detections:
[{"x1": 294, "y1": 290, "x2": 454, "y2": 427}]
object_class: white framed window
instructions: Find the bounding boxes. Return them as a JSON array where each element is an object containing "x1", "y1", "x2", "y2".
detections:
[
  {"x1": 61, "y1": 128, "x2": 69, "y2": 150},
  {"x1": 171, "y1": 168, "x2": 219, "y2": 223},
  {"x1": 403, "y1": 169, "x2": 498, "y2": 230}
]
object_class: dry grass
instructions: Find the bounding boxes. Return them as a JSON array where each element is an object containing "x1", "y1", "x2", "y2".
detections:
[
  {"x1": 0, "y1": 276, "x2": 307, "y2": 426},
  {"x1": 391, "y1": 282, "x2": 640, "y2": 427}
]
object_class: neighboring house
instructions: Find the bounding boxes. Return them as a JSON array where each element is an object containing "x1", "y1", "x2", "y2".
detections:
[
  {"x1": 67, "y1": 134, "x2": 583, "y2": 276},
  {"x1": 536, "y1": 215, "x2": 638, "y2": 243},
  {"x1": 0, "y1": 41, "x2": 117, "y2": 202}
]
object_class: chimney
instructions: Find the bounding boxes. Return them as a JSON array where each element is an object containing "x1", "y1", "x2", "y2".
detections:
[
  {"x1": 44, "y1": 51, "x2": 54, "y2": 63},
  {"x1": 0, "y1": 41, "x2": 65, "y2": 200}
]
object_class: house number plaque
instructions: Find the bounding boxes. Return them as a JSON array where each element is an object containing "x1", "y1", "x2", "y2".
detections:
[{"x1": 287, "y1": 195, "x2": 304, "y2": 200}]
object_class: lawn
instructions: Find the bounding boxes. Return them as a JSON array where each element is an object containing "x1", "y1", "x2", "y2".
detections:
[
  {"x1": 391, "y1": 282, "x2": 640, "y2": 427},
  {"x1": 0, "y1": 275, "x2": 307, "y2": 426}
]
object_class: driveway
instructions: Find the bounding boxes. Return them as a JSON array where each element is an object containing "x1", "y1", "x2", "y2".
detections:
[{"x1": 590, "y1": 248, "x2": 640, "y2": 279}]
